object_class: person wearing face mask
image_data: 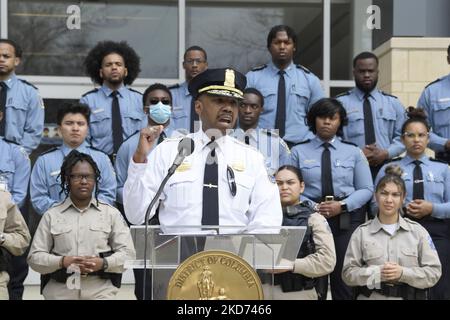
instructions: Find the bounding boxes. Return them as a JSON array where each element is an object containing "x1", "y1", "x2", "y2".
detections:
[
  {"x1": 115, "y1": 83, "x2": 184, "y2": 300},
  {"x1": 115, "y1": 83, "x2": 184, "y2": 209}
]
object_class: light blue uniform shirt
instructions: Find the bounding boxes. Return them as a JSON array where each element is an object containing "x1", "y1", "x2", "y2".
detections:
[
  {"x1": 30, "y1": 141, "x2": 117, "y2": 215},
  {"x1": 1, "y1": 73, "x2": 44, "y2": 153},
  {"x1": 246, "y1": 61, "x2": 324, "y2": 144},
  {"x1": 169, "y1": 82, "x2": 192, "y2": 133},
  {"x1": 289, "y1": 136, "x2": 373, "y2": 211},
  {"x1": 374, "y1": 154, "x2": 450, "y2": 219},
  {"x1": 232, "y1": 127, "x2": 290, "y2": 175},
  {"x1": 337, "y1": 87, "x2": 406, "y2": 158},
  {"x1": 417, "y1": 74, "x2": 450, "y2": 152},
  {"x1": 80, "y1": 84, "x2": 147, "y2": 155},
  {"x1": 114, "y1": 127, "x2": 181, "y2": 204},
  {"x1": 0, "y1": 138, "x2": 31, "y2": 207}
]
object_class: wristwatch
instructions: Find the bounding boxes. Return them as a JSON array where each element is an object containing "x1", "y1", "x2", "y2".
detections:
[
  {"x1": 0, "y1": 233, "x2": 5, "y2": 245},
  {"x1": 102, "y1": 258, "x2": 109, "y2": 271},
  {"x1": 340, "y1": 201, "x2": 348, "y2": 213}
]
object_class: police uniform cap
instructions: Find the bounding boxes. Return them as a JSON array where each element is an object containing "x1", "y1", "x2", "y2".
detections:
[{"x1": 188, "y1": 68, "x2": 247, "y2": 100}]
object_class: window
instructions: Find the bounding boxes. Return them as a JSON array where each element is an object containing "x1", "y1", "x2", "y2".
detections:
[
  {"x1": 9, "y1": 0, "x2": 178, "y2": 78},
  {"x1": 186, "y1": 1, "x2": 323, "y2": 77}
]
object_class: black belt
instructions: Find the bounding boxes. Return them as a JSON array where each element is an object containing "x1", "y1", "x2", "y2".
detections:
[
  {"x1": 356, "y1": 283, "x2": 428, "y2": 300},
  {"x1": 274, "y1": 272, "x2": 316, "y2": 293}
]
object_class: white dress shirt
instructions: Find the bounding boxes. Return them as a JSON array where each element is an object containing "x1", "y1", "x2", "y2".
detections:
[{"x1": 123, "y1": 129, "x2": 282, "y2": 227}]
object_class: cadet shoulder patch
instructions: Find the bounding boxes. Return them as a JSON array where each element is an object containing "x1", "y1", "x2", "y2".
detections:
[
  {"x1": 425, "y1": 77, "x2": 442, "y2": 89},
  {"x1": 251, "y1": 64, "x2": 267, "y2": 72},
  {"x1": 168, "y1": 83, "x2": 181, "y2": 90},
  {"x1": 19, "y1": 79, "x2": 38, "y2": 90},
  {"x1": 381, "y1": 91, "x2": 398, "y2": 99},
  {"x1": 296, "y1": 64, "x2": 311, "y2": 74},
  {"x1": 129, "y1": 88, "x2": 143, "y2": 95},
  {"x1": 81, "y1": 88, "x2": 99, "y2": 97},
  {"x1": 341, "y1": 140, "x2": 358, "y2": 147}
]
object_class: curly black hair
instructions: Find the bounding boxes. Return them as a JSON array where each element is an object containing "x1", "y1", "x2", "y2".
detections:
[
  {"x1": 306, "y1": 98, "x2": 348, "y2": 137},
  {"x1": 84, "y1": 40, "x2": 141, "y2": 85},
  {"x1": 59, "y1": 150, "x2": 101, "y2": 206}
]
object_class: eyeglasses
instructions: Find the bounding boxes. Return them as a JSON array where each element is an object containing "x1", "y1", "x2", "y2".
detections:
[
  {"x1": 69, "y1": 174, "x2": 96, "y2": 182},
  {"x1": 147, "y1": 99, "x2": 171, "y2": 106},
  {"x1": 184, "y1": 59, "x2": 206, "y2": 65},
  {"x1": 403, "y1": 132, "x2": 429, "y2": 139}
]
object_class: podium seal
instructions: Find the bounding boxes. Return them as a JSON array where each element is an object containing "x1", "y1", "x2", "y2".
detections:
[{"x1": 167, "y1": 250, "x2": 264, "y2": 300}]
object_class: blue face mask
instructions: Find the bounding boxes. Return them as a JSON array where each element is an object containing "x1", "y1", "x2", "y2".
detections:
[{"x1": 148, "y1": 101, "x2": 172, "y2": 124}]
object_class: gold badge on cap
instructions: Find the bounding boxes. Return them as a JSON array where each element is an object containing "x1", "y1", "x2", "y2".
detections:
[{"x1": 224, "y1": 69, "x2": 235, "y2": 88}]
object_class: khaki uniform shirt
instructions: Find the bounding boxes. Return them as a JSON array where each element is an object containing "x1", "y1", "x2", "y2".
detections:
[
  {"x1": 293, "y1": 212, "x2": 336, "y2": 278},
  {"x1": 28, "y1": 197, "x2": 136, "y2": 275},
  {"x1": 342, "y1": 215, "x2": 441, "y2": 289},
  {"x1": 0, "y1": 190, "x2": 31, "y2": 299},
  {"x1": 0, "y1": 190, "x2": 31, "y2": 256}
]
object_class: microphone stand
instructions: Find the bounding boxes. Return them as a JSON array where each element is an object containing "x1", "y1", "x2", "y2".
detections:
[
  {"x1": 140, "y1": 136, "x2": 194, "y2": 300},
  {"x1": 142, "y1": 170, "x2": 175, "y2": 300}
]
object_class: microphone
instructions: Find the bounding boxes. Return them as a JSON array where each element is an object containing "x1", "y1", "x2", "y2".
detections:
[
  {"x1": 168, "y1": 137, "x2": 195, "y2": 175},
  {"x1": 142, "y1": 136, "x2": 194, "y2": 299}
]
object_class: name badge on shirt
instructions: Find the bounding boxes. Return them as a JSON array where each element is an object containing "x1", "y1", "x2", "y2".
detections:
[
  {"x1": 50, "y1": 170, "x2": 60, "y2": 177},
  {"x1": 232, "y1": 160, "x2": 245, "y2": 172},
  {"x1": 303, "y1": 159, "x2": 316, "y2": 164},
  {"x1": 176, "y1": 161, "x2": 191, "y2": 172},
  {"x1": 92, "y1": 108, "x2": 105, "y2": 114},
  {"x1": 438, "y1": 98, "x2": 450, "y2": 103}
]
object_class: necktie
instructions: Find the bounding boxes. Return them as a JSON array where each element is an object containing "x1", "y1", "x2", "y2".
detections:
[
  {"x1": 0, "y1": 82, "x2": 7, "y2": 136},
  {"x1": 321, "y1": 142, "x2": 334, "y2": 197},
  {"x1": 413, "y1": 160, "x2": 424, "y2": 200},
  {"x1": 244, "y1": 135, "x2": 250, "y2": 145},
  {"x1": 111, "y1": 91, "x2": 123, "y2": 154},
  {"x1": 190, "y1": 97, "x2": 199, "y2": 133},
  {"x1": 363, "y1": 93, "x2": 376, "y2": 145},
  {"x1": 275, "y1": 70, "x2": 286, "y2": 138},
  {"x1": 157, "y1": 131, "x2": 166, "y2": 145},
  {"x1": 202, "y1": 139, "x2": 219, "y2": 226}
]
